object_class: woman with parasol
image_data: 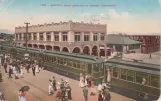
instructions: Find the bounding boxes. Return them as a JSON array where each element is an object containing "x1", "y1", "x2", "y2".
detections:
[{"x1": 18, "y1": 86, "x2": 30, "y2": 101}]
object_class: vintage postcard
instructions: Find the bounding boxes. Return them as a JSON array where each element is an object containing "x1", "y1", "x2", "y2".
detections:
[{"x1": 0, "y1": 0, "x2": 161, "y2": 101}]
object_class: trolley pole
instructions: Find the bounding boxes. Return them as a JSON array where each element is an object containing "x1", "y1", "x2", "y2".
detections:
[{"x1": 24, "y1": 22, "x2": 30, "y2": 52}]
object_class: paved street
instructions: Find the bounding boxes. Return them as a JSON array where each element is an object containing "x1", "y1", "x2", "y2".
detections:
[
  {"x1": 122, "y1": 52, "x2": 160, "y2": 65},
  {"x1": 0, "y1": 67, "x2": 135, "y2": 101}
]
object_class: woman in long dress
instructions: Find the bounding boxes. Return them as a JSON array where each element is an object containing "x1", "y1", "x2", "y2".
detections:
[
  {"x1": 90, "y1": 81, "x2": 96, "y2": 96},
  {"x1": 18, "y1": 89, "x2": 27, "y2": 101},
  {"x1": 35, "y1": 64, "x2": 39, "y2": 73},
  {"x1": 79, "y1": 73, "x2": 84, "y2": 88}
]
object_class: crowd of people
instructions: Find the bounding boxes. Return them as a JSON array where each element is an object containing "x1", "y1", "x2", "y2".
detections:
[
  {"x1": 79, "y1": 73, "x2": 111, "y2": 101},
  {"x1": 48, "y1": 77, "x2": 72, "y2": 101},
  {"x1": 0, "y1": 54, "x2": 41, "y2": 101},
  {"x1": 0, "y1": 53, "x2": 112, "y2": 101}
]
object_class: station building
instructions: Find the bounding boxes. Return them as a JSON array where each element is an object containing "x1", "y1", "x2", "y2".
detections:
[{"x1": 15, "y1": 21, "x2": 109, "y2": 57}]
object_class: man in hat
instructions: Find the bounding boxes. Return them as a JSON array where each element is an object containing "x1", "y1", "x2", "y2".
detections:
[
  {"x1": 4, "y1": 62, "x2": 7, "y2": 73},
  {"x1": 104, "y1": 86, "x2": 111, "y2": 101},
  {"x1": 83, "y1": 84, "x2": 88, "y2": 101},
  {"x1": 66, "y1": 83, "x2": 72, "y2": 100}
]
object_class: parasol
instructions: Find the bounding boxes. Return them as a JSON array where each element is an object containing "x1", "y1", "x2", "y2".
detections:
[{"x1": 20, "y1": 86, "x2": 30, "y2": 92}]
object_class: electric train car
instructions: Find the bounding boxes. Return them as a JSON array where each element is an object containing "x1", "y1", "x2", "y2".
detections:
[
  {"x1": 0, "y1": 43, "x2": 105, "y2": 85},
  {"x1": 105, "y1": 59, "x2": 160, "y2": 101}
]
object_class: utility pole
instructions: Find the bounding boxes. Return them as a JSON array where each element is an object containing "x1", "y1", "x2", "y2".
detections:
[{"x1": 24, "y1": 22, "x2": 30, "y2": 52}]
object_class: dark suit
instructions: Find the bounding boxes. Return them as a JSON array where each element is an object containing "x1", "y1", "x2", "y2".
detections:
[
  {"x1": 104, "y1": 91, "x2": 111, "y2": 101},
  {"x1": 83, "y1": 86, "x2": 88, "y2": 101},
  {"x1": 32, "y1": 66, "x2": 35, "y2": 76}
]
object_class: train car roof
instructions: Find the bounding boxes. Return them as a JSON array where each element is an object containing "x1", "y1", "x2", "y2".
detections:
[
  {"x1": 105, "y1": 62, "x2": 160, "y2": 75},
  {"x1": 43, "y1": 50, "x2": 104, "y2": 63},
  {"x1": 105, "y1": 59, "x2": 160, "y2": 75},
  {"x1": 2, "y1": 44, "x2": 104, "y2": 63},
  {"x1": 106, "y1": 59, "x2": 160, "y2": 69}
]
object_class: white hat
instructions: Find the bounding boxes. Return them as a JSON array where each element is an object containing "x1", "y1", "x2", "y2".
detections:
[{"x1": 57, "y1": 82, "x2": 60, "y2": 85}]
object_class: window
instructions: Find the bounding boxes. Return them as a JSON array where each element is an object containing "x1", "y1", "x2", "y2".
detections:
[
  {"x1": 101, "y1": 33, "x2": 105, "y2": 41},
  {"x1": 84, "y1": 34, "x2": 89, "y2": 41},
  {"x1": 77, "y1": 61, "x2": 80, "y2": 69},
  {"x1": 53, "y1": 57, "x2": 56, "y2": 62},
  {"x1": 93, "y1": 64, "x2": 99, "y2": 72},
  {"x1": 60, "y1": 58, "x2": 64, "y2": 64},
  {"x1": 74, "y1": 32, "x2": 80, "y2": 41},
  {"x1": 73, "y1": 61, "x2": 77, "y2": 68},
  {"x1": 46, "y1": 33, "x2": 51, "y2": 41},
  {"x1": 28, "y1": 33, "x2": 31, "y2": 40},
  {"x1": 127, "y1": 70, "x2": 134, "y2": 82},
  {"x1": 67, "y1": 60, "x2": 73, "y2": 67},
  {"x1": 19, "y1": 33, "x2": 22, "y2": 40},
  {"x1": 113, "y1": 68, "x2": 120, "y2": 78},
  {"x1": 33, "y1": 33, "x2": 37, "y2": 40},
  {"x1": 62, "y1": 32, "x2": 68, "y2": 41},
  {"x1": 151, "y1": 75, "x2": 160, "y2": 88},
  {"x1": 120, "y1": 69, "x2": 127, "y2": 80},
  {"x1": 80, "y1": 62, "x2": 85, "y2": 70},
  {"x1": 87, "y1": 63, "x2": 92, "y2": 74},
  {"x1": 39, "y1": 33, "x2": 43, "y2": 40},
  {"x1": 16, "y1": 34, "x2": 18, "y2": 40},
  {"x1": 93, "y1": 33, "x2": 98, "y2": 41},
  {"x1": 54, "y1": 32, "x2": 59, "y2": 41},
  {"x1": 136, "y1": 72, "x2": 149, "y2": 85}
]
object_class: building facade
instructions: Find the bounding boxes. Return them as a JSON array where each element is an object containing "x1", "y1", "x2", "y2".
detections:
[
  {"x1": 127, "y1": 35, "x2": 160, "y2": 54},
  {"x1": 15, "y1": 21, "x2": 108, "y2": 57}
]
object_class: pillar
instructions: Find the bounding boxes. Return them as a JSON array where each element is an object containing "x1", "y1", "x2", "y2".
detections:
[
  {"x1": 51, "y1": 32, "x2": 54, "y2": 41},
  {"x1": 98, "y1": 33, "x2": 101, "y2": 41},
  {"x1": 59, "y1": 32, "x2": 62, "y2": 42},
  {"x1": 37, "y1": 33, "x2": 39, "y2": 41},
  {"x1": 31, "y1": 33, "x2": 34, "y2": 40},
  {"x1": 68, "y1": 31, "x2": 74, "y2": 42},
  {"x1": 90, "y1": 32, "x2": 93, "y2": 41},
  {"x1": 97, "y1": 50, "x2": 100, "y2": 57},
  {"x1": 81, "y1": 32, "x2": 84, "y2": 42},
  {"x1": 43, "y1": 32, "x2": 46, "y2": 41}
]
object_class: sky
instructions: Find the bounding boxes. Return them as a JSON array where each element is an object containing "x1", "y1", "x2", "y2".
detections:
[{"x1": 0, "y1": 0, "x2": 161, "y2": 34}]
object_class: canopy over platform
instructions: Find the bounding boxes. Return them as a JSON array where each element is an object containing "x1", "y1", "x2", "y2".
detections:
[{"x1": 106, "y1": 36, "x2": 142, "y2": 45}]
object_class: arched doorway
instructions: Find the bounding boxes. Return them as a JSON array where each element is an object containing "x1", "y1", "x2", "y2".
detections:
[
  {"x1": 92, "y1": 45, "x2": 99, "y2": 56},
  {"x1": 39, "y1": 45, "x2": 45, "y2": 49},
  {"x1": 83, "y1": 46, "x2": 90, "y2": 55},
  {"x1": 62, "y1": 47, "x2": 69, "y2": 52},
  {"x1": 100, "y1": 45, "x2": 105, "y2": 56},
  {"x1": 33, "y1": 44, "x2": 38, "y2": 48},
  {"x1": 54, "y1": 46, "x2": 60, "y2": 51},
  {"x1": 72, "y1": 47, "x2": 81, "y2": 53},
  {"x1": 28, "y1": 44, "x2": 32, "y2": 48},
  {"x1": 46, "y1": 45, "x2": 52, "y2": 50}
]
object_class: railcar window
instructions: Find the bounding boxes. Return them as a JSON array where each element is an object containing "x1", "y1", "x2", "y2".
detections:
[
  {"x1": 51, "y1": 57, "x2": 54, "y2": 62},
  {"x1": 63, "y1": 59, "x2": 67, "y2": 65},
  {"x1": 57, "y1": 58, "x2": 60, "y2": 64},
  {"x1": 120, "y1": 69, "x2": 126, "y2": 80},
  {"x1": 93, "y1": 64, "x2": 99, "y2": 72},
  {"x1": 88, "y1": 63, "x2": 92, "y2": 74},
  {"x1": 77, "y1": 61, "x2": 80, "y2": 69},
  {"x1": 67, "y1": 60, "x2": 72, "y2": 67},
  {"x1": 151, "y1": 75, "x2": 160, "y2": 88},
  {"x1": 73, "y1": 61, "x2": 77, "y2": 68},
  {"x1": 60, "y1": 58, "x2": 64, "y2": 64},
  {"x1": 127, "y1": 70, "x2": 134, "y2": 82},
  {"x1": 113, "y1": 68, "x2": 120, "y2": 78},
  {"x1": 53, "y1": 57, "x2": 56, "y2": 62},
  {"x1": 80, "y1": 62, "x2": 85, "y2": 70},
  {"x1": 47, "y1": 56, "x2": 50, "y2": 61},
  {"x1": 136, "y1": 72, "x2": 149, "y2": 85}
]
